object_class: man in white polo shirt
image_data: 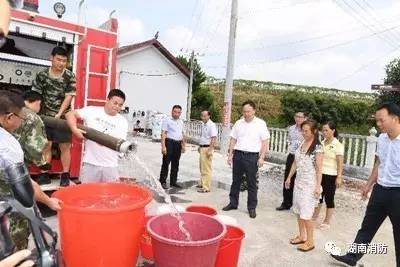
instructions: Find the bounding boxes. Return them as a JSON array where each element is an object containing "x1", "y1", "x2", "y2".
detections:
[
  {"x1": 332, "y1": 102, "x2": 400, "y2": 266},
  {"x1": 159, "y1": 105, "x2": 186, "y2": 190},
  {"x1": 197, "y1": 110, "x2": 217, "y2": 193},
  {"x1": 66, "y1": 89, "x2": 128, "y2": 183},
  {"x1": 223, "y1": 100, "x2": 270, "y2": 218}
]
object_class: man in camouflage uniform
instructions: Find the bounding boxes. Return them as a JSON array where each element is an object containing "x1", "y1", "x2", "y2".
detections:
[
  {"x1": 32, "y1": 46, "x2": 76, "y2": 186},
  {"x1": 0, "y1": 91, "x2": 62, "y2": 250},
  {"x1": 1, "y1": 3, "x2": 41, "y2": 266},
  {"x1": 13, "y1": 91, "x2": 49, "y2": 170}
]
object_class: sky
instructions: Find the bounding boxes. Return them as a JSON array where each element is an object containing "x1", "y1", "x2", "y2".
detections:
[{"x1": 37, "y1": 0, "x2": 400, "y2": 92}]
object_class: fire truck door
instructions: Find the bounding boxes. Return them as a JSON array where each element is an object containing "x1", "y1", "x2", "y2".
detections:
[{"x1": 84, "y1": 45, "x2": 113, "y2": 107}]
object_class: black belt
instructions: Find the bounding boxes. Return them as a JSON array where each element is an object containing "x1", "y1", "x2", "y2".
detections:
[
  {"x1": 199, "y1": 145, "x2": 210, "y2": 148},
  {"x1": 376, "y1": 184, "x2": 400, "y2": 191},
  {"x1": 166, "y1": 138, "x2": 182, "y2": 143},
  {"x1": 234, "y1": 150, "x2": 259, "y2": 155}
]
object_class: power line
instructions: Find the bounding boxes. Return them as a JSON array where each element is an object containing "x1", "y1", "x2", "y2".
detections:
[
  {"x1": 180, "y1": 0, "x2": 201, "y2": 51},
  {"x1": 238, "y1": 12, "x2": 400, "y2": 47},
  {"x1": 333, "y1": 0, "x2": 398, "y2": 48},
  {"x1": 350, "y1": 0, "x2": 400, "y2": 42},
  {"x1": 329, "y1": 45, "x2": 400, "y2": 86},
  {"x1": 334, "y1": 0, "x2": 398, "y2": 47},
  {"x1": 246, "y1": 24, "x2": 400, "y2": 65},
  {"x1": 358, "y1": 0, "x2": 400, "y2": 40},
  {"x1": 240, "y1": 0, "x2": 322, "y2": 16},
  {"x1": 204, "y1": 24, "x2": 400, "y2": 68},
  {"x1": 200, "y1": 0, "x2": 230, "y2": 54},
  {"x1": 238, "y1": 24, "x2": 376, "y2": 52},
  {"x1": 199, "y1": 15, "x2": 400, "y2": 58},
  {"x1": 183, "y1": 0, "x2": 207, "y2": 52}
]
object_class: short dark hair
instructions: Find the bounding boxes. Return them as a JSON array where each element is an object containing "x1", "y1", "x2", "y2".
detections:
[
  {"x1": 295, "y1": 111, "x2": 307, "y2": 117},
  {"x1": 202, "y1": 110, "x2": 211, "y2": 116},
  {"x1": 51, "y1": 46, "x2": 68, "y2": 57},
  {"x1": 23, "y1": 90, "x2": 42, "y2": 103},
  {"x1": 107, "y1": 89, "x2": 126, "y2": 101},
  {"x1": 0, "y1": 91, "x2": 25, "y2": 115},
  {"x1": 376, "y1": 102, "x2": 400, "y2": 118},
  {"x1": 242, "y1": 100, "x2": 256, "y2": 109},
  {"x1": 172, "y1": 105, "x2": 182, "y2": 110}
]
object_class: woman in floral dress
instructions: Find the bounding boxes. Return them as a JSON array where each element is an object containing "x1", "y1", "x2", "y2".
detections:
[{"x1": 285, "y1": 119, "x2": 323, "y2": 252}]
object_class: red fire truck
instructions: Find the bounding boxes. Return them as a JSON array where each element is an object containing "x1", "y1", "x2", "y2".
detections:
[{"x1": 0, "y1": 2, "x2": 119, "y2": 180}]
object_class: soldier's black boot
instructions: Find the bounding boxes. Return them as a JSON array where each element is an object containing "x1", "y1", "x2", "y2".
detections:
[
  {"x1": 37, "y1": 172, "x2": 51, "y2": 185},
  {"x1": 60, "y1": 172, "x2": 70, "y2": 187}
]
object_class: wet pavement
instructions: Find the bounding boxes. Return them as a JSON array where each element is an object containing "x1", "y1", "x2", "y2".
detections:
[
  {"x1": 34, "y1": 137, "x2": 396, "y2": 267},
  {"x1": 131, "y1": 137, "x2": 396, "y2": 267}
]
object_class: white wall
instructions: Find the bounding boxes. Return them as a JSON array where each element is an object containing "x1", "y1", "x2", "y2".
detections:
[{"x1": 117, "y1": 46, "x2": 189, "y2": 121}]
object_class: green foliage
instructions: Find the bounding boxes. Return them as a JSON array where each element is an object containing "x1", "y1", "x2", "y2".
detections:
[
  {"x1": 176, "y1": 56, "x2": 220, "y2": 121},
  {"x1": 208, "y1": 79, "x2": 375, "y2": 135},
  {"x1": 379, "y1": 58, "x2": 400, "y2": 106},
  {"x1": 280, "y1": 90, "x2": 374, "y2": 130}
]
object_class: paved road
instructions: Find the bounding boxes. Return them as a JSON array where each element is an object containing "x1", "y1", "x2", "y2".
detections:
[{"x1": 128, "y1": 137, "x2": 396, "y2": 267}]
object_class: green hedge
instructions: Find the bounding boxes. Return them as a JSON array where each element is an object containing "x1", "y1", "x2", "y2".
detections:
[{"x1": 280, "y1": 90, "x2": 375, "y2": 134}]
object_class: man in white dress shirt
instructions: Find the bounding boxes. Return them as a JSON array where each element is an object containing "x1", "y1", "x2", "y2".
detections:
[
  {"x1": 197, "y1": 110, "x2": 217, "y2": 193},
  {"x1": 223, "y1": 100, "x2": 270, "y2": 218}
]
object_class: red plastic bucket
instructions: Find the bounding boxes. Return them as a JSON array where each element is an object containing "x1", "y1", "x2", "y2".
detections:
[
  {"x1": 147, "y1": 212, "x2": 226, "y2": 267},
  {"x1": 53, "y1": 183, "x2": 152, "y2": 267},
  {"x1": 140, "y1": 215, "x2": 154, "y2": 260},
  {"x1": 186, "y1": 204, "x2": 217, "y2": 216},
  {"x1": 215, "y1": 225, "x2": 245, "y2": 267}
]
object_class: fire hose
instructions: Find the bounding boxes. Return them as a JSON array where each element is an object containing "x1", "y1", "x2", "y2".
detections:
[
  {"x1": 41, "y1": 116, "x2": 137, "y2": 154},
  {"x1": 0, "y1": 117, "x2": 137, "y2": 266}
]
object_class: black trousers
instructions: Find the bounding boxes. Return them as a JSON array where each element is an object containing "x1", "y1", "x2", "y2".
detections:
[
  {"x1": 229, "y1": 150, "x2": 259, "y2": 210},
  {"x1": 347, "y1": 184, "x2": 400, "y2": 266},
  {"x1": 319, "y1": 174, "x2": 337, "y2": 208},
  {"x1": 159, "y1": 139, "x2": 182, "y2": 185},
  {"x1": 282, "y1": 153, "x2": 296, "y2": 208}
]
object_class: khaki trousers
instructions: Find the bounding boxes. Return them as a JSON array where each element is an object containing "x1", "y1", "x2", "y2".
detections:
[{"x1": 199, "y1": 147, "x2": 213, "y2": 191}]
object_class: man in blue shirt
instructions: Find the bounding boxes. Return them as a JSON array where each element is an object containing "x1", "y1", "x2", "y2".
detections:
[
  {"x1": 159, "y1": 105, "x2": 186, "y2": 190},
  {"x1": 332, "y1": 103, "x2": 400, "y2": 266}
]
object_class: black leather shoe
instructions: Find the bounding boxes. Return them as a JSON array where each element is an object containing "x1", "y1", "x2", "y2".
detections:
[
  {"x1": 170, "y1": 183, "x2": 183, "y2": 189},
  {"x1": 330, "y1": 254, "x2": 357, "y2": 266},
  {"x1": 222, "y1": 204, "x2": 237, "y2": 211},
  {"x1": 248, "y1": 209, "x2": 257, "y2": 218},
  {"x1": 276, "y1": 204, "x2": 291, "y2": 211},
  {"x1": 37, "y1": 172, "x2": 51, "y2": 185},
  {"x1": 60, "y1": 172, "x2": 70, "y2": 187},
  {"x1": 161, "y1": 183, "x2": 168, "y2": 190}
]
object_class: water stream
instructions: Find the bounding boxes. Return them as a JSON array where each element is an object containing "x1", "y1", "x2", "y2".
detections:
[{"x1": 124, "y1": 152, "x2": 192, "y2": 241}]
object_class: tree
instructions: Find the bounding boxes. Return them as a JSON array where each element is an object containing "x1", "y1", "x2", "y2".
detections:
[
  {"x1": 177, "y1": 55, "x2": 220, "y2": 121},
  {"x1": 280, "y1": 90, "x2": 374, "y2": 133},
  {"x1": 378, "y1": 58, "x2": 400, "y2": 105}
]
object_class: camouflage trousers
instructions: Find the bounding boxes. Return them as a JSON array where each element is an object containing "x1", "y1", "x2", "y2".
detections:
[
  {"x1": 9, "y1": 213, "x2": 30, "y2": 250},
  {"x1": 1, "y1": 178, "x2": 30, "y2": 250}
]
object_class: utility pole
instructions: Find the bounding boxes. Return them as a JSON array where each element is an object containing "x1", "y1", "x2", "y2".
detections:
[
  {"x1": 187, "y1": 50, "x2": 195, "y2": 121},
  {"x1": 221, "y1": 0, "x2": 238, "y2": 154}
]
